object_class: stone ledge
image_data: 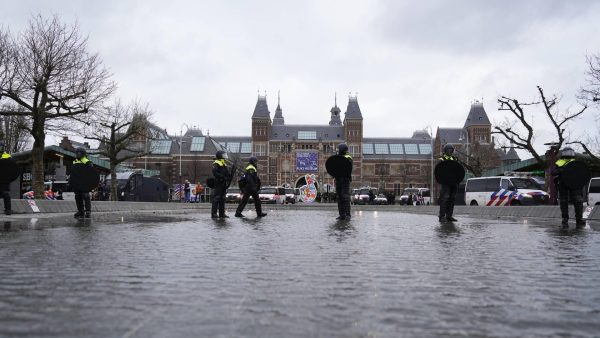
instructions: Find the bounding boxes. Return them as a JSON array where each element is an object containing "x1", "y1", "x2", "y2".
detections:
[{"x1": 2, "y1": 200, "x2": 598, "y2": 221}]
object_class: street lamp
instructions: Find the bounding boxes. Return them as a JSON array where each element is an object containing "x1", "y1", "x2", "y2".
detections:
[
  {"x1": 179, "y1": 123, "x2": 190, "y2": 202},
  {"x1": 425, "y1": 126, "x2": 434, "y2": 202},
  {"x1": 459, "y1": 129, "x2": 470, "y2": 166}
]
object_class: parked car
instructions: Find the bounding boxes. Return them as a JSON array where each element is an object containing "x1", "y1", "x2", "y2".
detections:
[
  {"x1": 588, "y1": 177, "x2": 600, "y2": 206},
  {"x1": 354, "y1": 187, "x2": 378, "y2": 205},
  {"x1": 465, "y1": 176, "x2": 549, "y2": 206},
  {"x1": 285, "y1": 188, "x2": 298, "y2": 204},
  {"x1": 226, "y1": 188, "x2": 242, "y2": 203},
  {"x1": 399, "y1": 188, "x2": 431, "y2": 205},
  {"x1": 258, "y1": 186, "x2": 286, "y2": 204},
  {"x1": 373, "y1": 194, "x2": 388, "y2": 205}
]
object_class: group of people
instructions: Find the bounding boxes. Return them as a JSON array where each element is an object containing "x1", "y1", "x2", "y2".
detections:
[
  {"x1": 436, "y1": 143, "x2": 586, "y2": 226},
  {"x1": 0, "y1": 138, "x2": 591, "y2": 226},
  {"x1": 209, "y1": 150, "x2": 267, "y2": 218}
]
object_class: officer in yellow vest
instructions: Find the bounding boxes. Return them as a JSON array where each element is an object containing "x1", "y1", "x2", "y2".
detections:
[
  {"x1": 0, "y1": 141, "x2": 12, "y2": 215},
  {"x1": 73, "y1": 147, "x2": 92, "y2": 218},
  {"x1": 235, "y1": 156, "x2": 267, "y2": 218},
  {"x1": 335, "y1": 143, "x2": 353, "y2": 220},
  {"x1": 552, "y1": 147, "x2": 585, "y2": 227},
  {"x1": 211, "y1": 150, "x2": 230, "y2": 218},
  {"x1": 438, "y1": 144, "x2": 459, "y2": 222}
]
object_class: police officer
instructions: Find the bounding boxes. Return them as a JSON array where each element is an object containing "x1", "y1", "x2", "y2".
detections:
[
  {"x1": 552, "y1": 147, "x2": 585, "y2": 227},
  {"x1": 334, "y1": 143, "x2": 353, "y2": 220},
  {"x1": 438, "y1": 144, "x2": 458, "y2": 222},
  {"x1": 0, "y1": 141, "x2": 12, "y2": 215},
  {"x1": 73, "y1": 147, "x2": 92, "y2": 218},
  {"x1": 211, "y1": 150, "x2": 230, "y2": 218},
  {"x1": 235, "y1": 156, "x2": 267, "y2": 218}
]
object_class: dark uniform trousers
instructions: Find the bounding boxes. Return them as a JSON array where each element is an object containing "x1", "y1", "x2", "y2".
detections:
[
  {"x1": 558, "y1": 184, "x2": 584, "y2": 222},
  {"x1": 211, "y1": 182, "x2": 227, "y2": 217},
  {"x1": 236, "y1": 190, "x2": 263, "y2": 215},
  {"x1": 438, "y1": 183, "x2": 457, "y2": 218},
  {"x1": 75, "y1": 191, "x2": 91, "y2": 214},
  {"x1": 1, "y1": 183, "x2": 10, "y2": 213},
  {"x1": 335, "y1": 178, "x2": 351, "y2": 218}
]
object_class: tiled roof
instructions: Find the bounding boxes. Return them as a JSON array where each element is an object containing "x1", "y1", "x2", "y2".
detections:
[
  {"x1": 463, "y1": 101, "x2": 491, "y2": 128},
  {"x1": 252, "y1": 96, "x2": 271, "y2": 119}
]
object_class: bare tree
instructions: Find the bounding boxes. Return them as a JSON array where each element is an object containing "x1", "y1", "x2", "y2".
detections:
[
  {"x1": 453, "y1": 143, "x2": 500, "y2": 177},
  {"x1": 494, "y1": 86, "x2": 587, "y2": 166},
  {"x1": 580, "y1": 53, "x2": 600, "y2": 104},
  {"x1": 86, "y1": 100, "x2": 154, "y2": 201},
  {"x1": 0, "y1": 15, "x2": 115, "y2": 198},
  {"x1": 0, "y1": 109, "x2": 30, "y2": 152}
]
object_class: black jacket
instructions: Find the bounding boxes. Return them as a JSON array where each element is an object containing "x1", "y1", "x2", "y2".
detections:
[
  {"x1": 241, "y1": 164, "x2": 261, "y2": 193},
  {"x1": 212, "y1": 160, "x2": 230, "y2": 186}
]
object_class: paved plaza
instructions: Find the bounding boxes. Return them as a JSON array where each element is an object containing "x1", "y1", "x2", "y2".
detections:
[{"x1": 1, "y1": 210, "x2": 600, "y2": 337}]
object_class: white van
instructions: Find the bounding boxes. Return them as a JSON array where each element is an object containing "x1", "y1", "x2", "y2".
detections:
[
  {"x1": 465, "y1": 176, "x2": 549, "y2": 206},
  {"x1": 588, "y1": 177, "x2": 600, "y2": 206}
]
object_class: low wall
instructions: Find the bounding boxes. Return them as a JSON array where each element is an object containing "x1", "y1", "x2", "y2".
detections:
[{"x1": 3, "y1": 200, "x2": 600, "y2": 221}]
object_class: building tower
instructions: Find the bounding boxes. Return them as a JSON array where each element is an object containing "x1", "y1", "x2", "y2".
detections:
[
  {"x1": 463, "y1": 100, "x2": 491, "y2": 145},
  {"x1": 273, "y1": 91, "x2": 285, "y2": 126},
  {"x1": 343, "y1": 93, "x2": 364, "y2": 181},
  {"x1": 329, "y1": 93, "x2": 342, "y2": 126},
  {"x1": 251, "y1": 94, "x2": 272, "y2": 179}
]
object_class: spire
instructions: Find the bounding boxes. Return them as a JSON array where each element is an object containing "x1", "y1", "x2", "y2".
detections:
[
  {"x1": 251, "y1": 92, "x2": 271, "y2": 120},
  {"x1": 344, "y1": 92, "x2": 363, "y2": 120},
  {"x1": 329, "y1": 92, "x2": 342, "y2": 126},
  {"x1": 273, "y1": 90, "x2": 285, "y2": 125}
]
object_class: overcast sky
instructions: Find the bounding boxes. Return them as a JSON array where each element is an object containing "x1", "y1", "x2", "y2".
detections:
[{"x1": 2, "y1": 0, "x2": 599, "y2": 156}]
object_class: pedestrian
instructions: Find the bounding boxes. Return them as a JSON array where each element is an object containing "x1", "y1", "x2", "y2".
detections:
[
  {"x1": 184, "y1": 180, "x2": 191, "y2": 202},
  {"x1": 334, "y1": 143, "x2": 353, "y2": 220},
  {"x1": 0, "y1": 140, "x2": 12, "y2": 215},
  {"x1": 73, "y1": 147, "x2": 93, "y2": 219},
  {"x1": 195, "y1": 182, "x2": 204, "y2": 203},
  {"x1": 368, "y1": 189, "x2": 375, "y2": 205},
  {"x1": 407, "y1": 193, "x2": 413, "y2": 206},
  {"x1": 552, "y1": 147, "x2": 585, "y2": 227},
  {"x1": 438, "y1": 144, "x2": 459, "y2": 222},
  {"x1": 211, "y1": 150, "x2": 230, "y2": 218},
  {"x1": 235, "y1": 156, "x2": 267, "y2": 218}
]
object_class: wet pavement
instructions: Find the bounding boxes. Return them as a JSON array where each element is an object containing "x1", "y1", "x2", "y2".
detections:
[{"x1": 1, "y1": 210, "x2": 600, "y2": 337}]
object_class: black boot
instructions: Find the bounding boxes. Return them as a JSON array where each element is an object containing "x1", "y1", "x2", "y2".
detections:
[
  {"x1": 561, "y1": 218, "x2": 569, "y2": 227},
  {"x1": 84, "y1": 211, "x2": 91, "y2": 218}
]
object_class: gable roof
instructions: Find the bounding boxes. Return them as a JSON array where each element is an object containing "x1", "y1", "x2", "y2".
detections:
[{"x1": 436, "y1": 128, "x2": 464, "y2": 144}]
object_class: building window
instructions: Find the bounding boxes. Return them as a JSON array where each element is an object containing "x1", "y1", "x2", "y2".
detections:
[
  {"x1": 374, "y1": 144, "x2": 389, "y2": 154},
  {"x1": 349, "y1": 145, "x2": 360, "y2": 156},
  {"x1": 190, "y1": 137, "x2": 205, "y2": 151},
  {"x1": 298, "y1": 131, "x2": 317, "y2": 140},
  {"x1": 404, "y1": 144, "x2": 419, "y2": 155},
  {"x1": 240, "y1": 142, "x2": 252, "y2": 153},
  {"x1": 418, "y1": 144, "x2": 432, "y2": 155},
  {"x1": 393, "y1": 183, "x2": 402, "y2": 196},
  {"x1": 254, "y1": 144, "x2": 266, "y2": 156},
  {"x1": 389, "y1": 144, "x2": 403, "y2": 154},
  {"x1": 363, "y1": 143, "x2": 374, "y2": 155}
]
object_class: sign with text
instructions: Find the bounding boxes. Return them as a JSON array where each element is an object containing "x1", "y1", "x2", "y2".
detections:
[{"x1": 296, "y1": 152, "x2": 318, "y2": 172}]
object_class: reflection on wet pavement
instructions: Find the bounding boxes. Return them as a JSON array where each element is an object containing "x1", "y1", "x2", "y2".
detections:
[{"x1": 1, "y1": 210, "x2": 599, "y2": 337}]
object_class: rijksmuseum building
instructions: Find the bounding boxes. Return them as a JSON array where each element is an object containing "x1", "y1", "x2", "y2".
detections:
[{"x1": 126, "y1": 94, "x2": 518, "y2": 195}]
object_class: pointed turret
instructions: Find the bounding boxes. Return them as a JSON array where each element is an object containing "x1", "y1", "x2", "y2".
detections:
[
  {"x1": 344, "y1": 93, "x2": 363, "y2": 121},
  {"x1": 329, "y1": 93, "x2": 342, "y2": 126},
  {"x1": 273, "y1": 91, "x2": 285, "y2": 125},
  {"x1": 252, "y1": 94, "x2": 271, "y2": 120},
  {"x1": 463, "y1": 100, "x2": 490, "y2": 128}
]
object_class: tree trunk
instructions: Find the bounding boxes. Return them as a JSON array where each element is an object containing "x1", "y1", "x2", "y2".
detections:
[
  {"x1": 110, "y1": 161, "x2": 118, "y2": 201},
  {"x1": 31, "y1": 118, "x2": 46, "y2": 199}
]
